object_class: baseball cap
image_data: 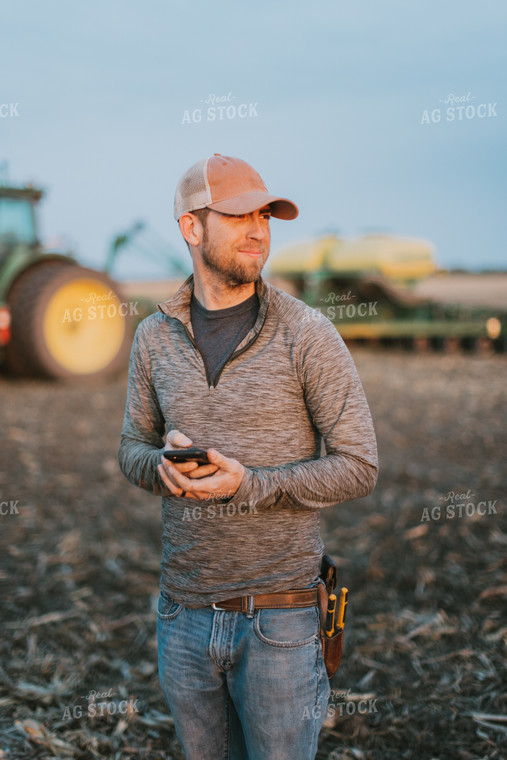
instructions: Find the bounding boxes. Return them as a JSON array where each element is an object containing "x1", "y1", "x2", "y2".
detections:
[{"x1": 174, "y1": 154, "x2": 298, "y2": 221}]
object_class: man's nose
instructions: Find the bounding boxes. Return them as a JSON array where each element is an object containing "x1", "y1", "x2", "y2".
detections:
[{"x1": 246, "y1": 212, "x2": 269, "y2": 239}]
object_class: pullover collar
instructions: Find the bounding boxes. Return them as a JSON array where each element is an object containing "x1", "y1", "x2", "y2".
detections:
[{"x1": 157, "y1": 274, "x2": 271, "y2": 354}]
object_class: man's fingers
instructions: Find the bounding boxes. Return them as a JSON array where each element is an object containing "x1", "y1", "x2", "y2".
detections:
[
  {"x1": 166, "y1": 429, "x2": 193, "y2": 448},
  {"x1": 187, "y1": 463, "x2": 219, "y2": 478},
  {"x1": 177, "y1": 473, "x2": 219, "y2": 494},
  {"x1": 157, "y1": 464, "x2": 204, "y2": 500},
  {"x1": 160, "y1": 463, "x2": 220, "y2": 497},
  {"x1": 172, "y1": 461, "x2": 198, "y2": 474},
  {"x1": 161, "y1": 461, "x2": 190, "y2": 491},
  {"x1": 168, "y1": 460, "x2": 217, "y2": 477},
  {"x1": 157, "y1": 464, "x2": 184, "y2": 497}
]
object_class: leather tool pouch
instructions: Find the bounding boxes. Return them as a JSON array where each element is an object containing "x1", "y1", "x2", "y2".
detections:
[
  {"x1": 318, "y1": 555, "x2": 344, "y2": 678},
  {"x1": 318, "y1": 582, "x2": 344, "y2": 678}
]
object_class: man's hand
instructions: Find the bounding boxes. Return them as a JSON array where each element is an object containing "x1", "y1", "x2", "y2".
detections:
[
  {"x1": 159, "y1": 428, "x2": 222, "y2": 499},
  {"x1": 163, "y1": 430, "x2": 218, "y2": 478},
  {"x1": 158, "y1": 441, "x2": 245, "y2": 501}
]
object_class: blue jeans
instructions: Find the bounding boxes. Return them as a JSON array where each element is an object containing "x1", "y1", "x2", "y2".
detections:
[{"x1": 157, "y1": 590, "x2": 330, "y2": 760}]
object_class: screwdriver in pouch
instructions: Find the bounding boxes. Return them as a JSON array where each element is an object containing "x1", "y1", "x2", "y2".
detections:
[
  {"x1": 325, "y1": 593, "x2": 337, "y2": 637},
  {"x1": 337, "y1": 587, "x2": 348, "y2": 630}
]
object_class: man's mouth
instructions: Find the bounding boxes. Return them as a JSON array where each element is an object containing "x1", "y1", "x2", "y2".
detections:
[{"x1": 239, "y1": 249, "x2": 263, "y2": 257}]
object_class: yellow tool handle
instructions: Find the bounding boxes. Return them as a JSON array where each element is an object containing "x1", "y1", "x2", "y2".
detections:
[
  {"x1": 337, "y1": 587, "x2": 348, "y2": 629},
  {"x1": 325, "y1": 593, "x2": 337, "y2": 637}
]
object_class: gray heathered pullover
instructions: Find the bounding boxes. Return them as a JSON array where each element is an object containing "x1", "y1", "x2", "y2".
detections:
[{"x1": 118, "y1": 275, "x2": 378, "y2": 607}]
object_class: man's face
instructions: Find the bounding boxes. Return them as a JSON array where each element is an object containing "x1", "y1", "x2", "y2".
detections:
[{"x1": 197, "y1": 207, "x2": 271, "y2": 286}]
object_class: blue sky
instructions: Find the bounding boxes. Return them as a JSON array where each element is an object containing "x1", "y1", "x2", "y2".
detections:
[{"x1": 1, "y1": 0, "x2": 506, "y2": 278}]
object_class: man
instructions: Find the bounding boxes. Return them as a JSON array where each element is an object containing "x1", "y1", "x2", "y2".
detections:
[{"x1": 118, "y1": 154, "x2": 378, "y2": 759}]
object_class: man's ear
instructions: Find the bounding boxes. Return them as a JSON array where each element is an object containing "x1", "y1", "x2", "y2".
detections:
[{"x1": 179, "y1": 213, "x2": 203, "y2": 248}]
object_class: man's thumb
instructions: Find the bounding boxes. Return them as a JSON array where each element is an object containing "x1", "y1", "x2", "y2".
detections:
[
  {"x1": 207, "y1": 448, "x2": 228, "y2": 467},
  {"x1": 167, "y1": 430, "x2": 192, "y2": 448}
]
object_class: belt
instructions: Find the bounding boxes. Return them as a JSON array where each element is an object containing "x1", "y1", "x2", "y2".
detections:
[{"x1": 211, "y1": 587, "x2": 318, "y2": 613}]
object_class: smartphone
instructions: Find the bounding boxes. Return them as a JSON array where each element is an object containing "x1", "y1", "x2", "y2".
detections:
[{"x1": 163, "y1": 448, "x2": 210, "y2": 465}]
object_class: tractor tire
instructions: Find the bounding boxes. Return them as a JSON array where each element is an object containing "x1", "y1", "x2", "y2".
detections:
[{"x1": 4, "y1": 262, "x2": 133, "y2": 380}]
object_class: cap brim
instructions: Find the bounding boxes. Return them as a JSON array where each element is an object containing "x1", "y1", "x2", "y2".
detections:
[{"x1": 207, "y1": 191, "x2": 298, "y2": 220}]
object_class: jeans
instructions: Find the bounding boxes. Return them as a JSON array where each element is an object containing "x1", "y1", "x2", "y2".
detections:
[{"x1": 157, "y1": 589, "x2": 330, "y2": 760}]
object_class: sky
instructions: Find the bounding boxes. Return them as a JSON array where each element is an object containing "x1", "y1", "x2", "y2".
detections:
[{"x1": 1, "y1": 0, "x2": 506, "y2": 279}]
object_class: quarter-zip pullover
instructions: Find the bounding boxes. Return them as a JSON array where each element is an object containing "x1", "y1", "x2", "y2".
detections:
[{"x1": 119, "y1": 275, "x2": 378, "y2": 607}]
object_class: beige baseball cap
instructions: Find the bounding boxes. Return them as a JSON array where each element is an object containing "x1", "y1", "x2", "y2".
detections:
[{"x1": 174, "y1": 153, "x2": 298, "y2": 221}]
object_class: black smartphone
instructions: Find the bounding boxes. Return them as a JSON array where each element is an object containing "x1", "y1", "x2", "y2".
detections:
[{"x1": 163, "y1": 448, "x2": 210, "y2": 465}]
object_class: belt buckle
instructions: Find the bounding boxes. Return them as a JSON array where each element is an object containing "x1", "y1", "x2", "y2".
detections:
[{"x1": 212, "y1": 595, "x2": 255, "y2": 616}]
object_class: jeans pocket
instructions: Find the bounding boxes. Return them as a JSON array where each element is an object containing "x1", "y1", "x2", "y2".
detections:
[
  {"x1": 157, "y1": 590, "x2": 184, "y2": 621},
  {"x1": 253, "y1": 606, "x2": 320, "y2": 648}
]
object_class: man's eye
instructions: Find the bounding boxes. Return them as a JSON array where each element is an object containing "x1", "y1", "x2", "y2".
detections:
[{"x1": 227, "y1": 211, "x2": 270, "y2": 220}]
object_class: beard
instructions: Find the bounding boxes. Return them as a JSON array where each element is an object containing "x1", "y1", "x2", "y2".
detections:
[{"x1": 200, "y1": 223, "x2": 268, "y2": 287}]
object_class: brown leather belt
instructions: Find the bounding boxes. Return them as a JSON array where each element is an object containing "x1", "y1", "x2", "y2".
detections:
[{"x1": 211, "y1": 587, "x2": 318, "y2": 613}]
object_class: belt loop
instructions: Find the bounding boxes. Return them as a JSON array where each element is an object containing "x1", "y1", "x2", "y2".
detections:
[{"x1": 246, "y1": 595, "x2": 255, "y2": 619}]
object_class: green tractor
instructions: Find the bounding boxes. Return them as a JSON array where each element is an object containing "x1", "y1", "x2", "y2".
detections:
[{"x1": 0, "y1": 182, "x2": 132, "y2": 380}]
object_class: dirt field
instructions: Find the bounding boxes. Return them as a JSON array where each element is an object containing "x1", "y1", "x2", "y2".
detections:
[{"x1": 0, "y1": 348, "x2": 506, "y2": 760}]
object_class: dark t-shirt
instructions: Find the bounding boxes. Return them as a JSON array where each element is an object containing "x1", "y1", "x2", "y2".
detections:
[{"x1": 190, "y1": 292, "x2": 259, "y2": 387}]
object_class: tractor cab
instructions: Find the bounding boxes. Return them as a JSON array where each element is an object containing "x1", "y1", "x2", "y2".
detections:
[{"x1": 0, "y1": 186, "x2": 41, "y2": 250}]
